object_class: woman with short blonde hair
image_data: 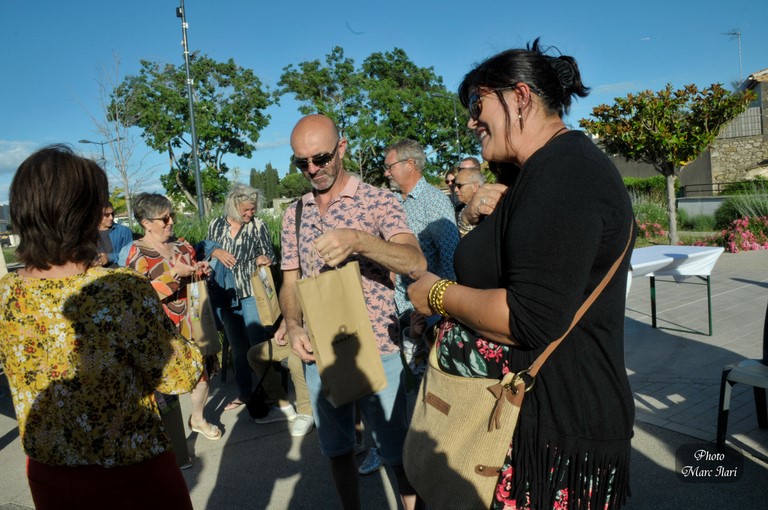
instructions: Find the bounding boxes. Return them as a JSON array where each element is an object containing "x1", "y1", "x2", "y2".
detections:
[{"x1": 205, "y1": 183, "x2": 275, "y2": 410}]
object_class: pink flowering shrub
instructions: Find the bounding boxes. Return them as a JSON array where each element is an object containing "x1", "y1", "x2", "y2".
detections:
[
  {"x1": 693, "y1": 216, "x2": 768, "y2": 253},
  {"x1": 637, "y1": 221, "x2": 668, "y2": 239}
]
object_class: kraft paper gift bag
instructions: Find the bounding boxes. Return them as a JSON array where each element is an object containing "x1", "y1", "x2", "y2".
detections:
[
  {"x1": 251, "y1": 265, "x2": 281, "y2": 326},
  {"x1": 0, "y1": 246, "x2": 6, "y2": 277},
  {"x1": 296, "y1": 261, "x2": 387, "y2": 407},
  {"x1": 187, "y1": 277, "x2": 221, "y2": 356}
]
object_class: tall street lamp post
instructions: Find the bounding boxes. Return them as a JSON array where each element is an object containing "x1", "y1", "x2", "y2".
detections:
[
  {"x1": 78, "y1": 138, "x2": 119, "y2": 166},
  {"x1": 176, "y1": 0, "x2": 205, "y2": 220}
]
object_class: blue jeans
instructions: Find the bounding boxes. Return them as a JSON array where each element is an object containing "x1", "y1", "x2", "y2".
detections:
[
  {"x1": 304, "y1": 352, "x2": 408, "y2": 466},
  {"x1": 217, "y1": 296, "x2": 267, "y2": 400}
]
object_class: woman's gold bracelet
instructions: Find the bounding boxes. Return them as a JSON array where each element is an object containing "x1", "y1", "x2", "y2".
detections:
[{"x1": 428, "y1": 279, "x2": 457, "y2": 317}]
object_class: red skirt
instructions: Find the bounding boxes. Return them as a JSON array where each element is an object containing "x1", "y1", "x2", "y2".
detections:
[{"x1": 27, "y1": 451, "x2": 193, "y2": 510}]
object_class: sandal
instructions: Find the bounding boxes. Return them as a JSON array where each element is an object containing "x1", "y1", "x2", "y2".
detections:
[
  {"x1": 188, "y1": 417, "x2": 223, "y2": 440},
  {"x1": 224, "y1": 398, "x2": 246, "y2": 411}
]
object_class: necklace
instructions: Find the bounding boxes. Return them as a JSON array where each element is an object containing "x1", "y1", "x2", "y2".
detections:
[
  {"x1": 145, "y1": 237, "x2": 175, "y2": 260},
  {"x1": 546, "y1": 126, "x2": 568, "y2": 145}
]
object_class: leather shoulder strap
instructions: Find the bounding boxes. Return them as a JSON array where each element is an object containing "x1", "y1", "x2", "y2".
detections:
[{"x1": 295, "y1": 198, "x2": 303, "y2": 278}]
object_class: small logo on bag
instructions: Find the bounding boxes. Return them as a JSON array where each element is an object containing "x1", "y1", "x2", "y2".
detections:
[{"x1": 425, "y1": 392, "x2": 451, "y2": 416}]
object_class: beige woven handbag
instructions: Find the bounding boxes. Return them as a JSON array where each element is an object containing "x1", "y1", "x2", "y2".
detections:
[{"x1": 403, "y1": 229, "x2": 632, "y2": 509}]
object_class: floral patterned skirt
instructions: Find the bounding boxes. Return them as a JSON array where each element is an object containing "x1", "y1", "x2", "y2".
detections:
[{"x1": 434, "y1": 320, "x2": 617, "y2": 510}]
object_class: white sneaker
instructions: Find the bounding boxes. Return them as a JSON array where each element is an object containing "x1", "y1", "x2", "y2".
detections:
[
  {"x1": 254, "y1": 405, "x2": 297, "y2": 424},
  {"x1": 289, "y1": 414, "x2": 315, "y2": 437}
]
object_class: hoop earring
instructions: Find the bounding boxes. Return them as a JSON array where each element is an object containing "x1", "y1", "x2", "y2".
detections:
[{"x1": 518, "y1": 107, "x2": 524, "y2": 132}]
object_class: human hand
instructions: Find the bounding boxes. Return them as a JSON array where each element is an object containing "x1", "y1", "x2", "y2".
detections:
[
  {"x1": 463, "y1": 183, "x2": 508, "y2": 225},
  {"x1": 256, "y1": 255, "x2": 272, "y2": 266},
  {"x1": 274, "y1": 320, "x2": 288, "y2": 346},
  {"x1": 212, "y1": 248, "x2": 237, "y2": 269},
  {"x1": 286, "y1": 322, "x2": 315, "y2": 363},
  {"x1": 94, "y1": 252, "x2": 109, "y2": 267},
  {"x1": 196, "y1": 260, "x2": 211, "y2": 277},
  {"x1": 407, "y1": 270, "x2": 441, "y2": 316},
  {"x1": 172, "y1": 254, "x2": 198, "y2": 278},
  {"x1": 314, "y1": 229, "x2": 358, "y2": 268}
]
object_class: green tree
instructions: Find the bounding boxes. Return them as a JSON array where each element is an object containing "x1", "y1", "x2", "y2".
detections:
[
  {"x1": 109, "y1": 188, "x2": 127, "y2": 215},
  {"x1": 250, "y1": 167, "x2": 262, "y2": 190},
  {"x1": 110, "y1": 53, "x2": 273, "y2": 212},
  {"x1": 250, "y1": 163, "x2": 282, "y2": 206},
  {"x1": 580, "y1": 83, "x2": 754, "y2": 244},
  {"x1": 279, "y1": 172, "x2": 312, "y2": 198},
  {"x1": 278, "y1": 47, "x2": 476, "y2": 185}
]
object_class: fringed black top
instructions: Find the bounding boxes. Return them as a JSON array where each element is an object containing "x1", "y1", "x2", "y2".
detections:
[{"x1": 450, "y1": 130, "x2": 635, "y2": 509}]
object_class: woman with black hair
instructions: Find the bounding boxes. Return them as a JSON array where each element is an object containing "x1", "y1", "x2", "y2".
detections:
[{"x1": 409, "y1": 40, "x2": 635, "y2": 509}]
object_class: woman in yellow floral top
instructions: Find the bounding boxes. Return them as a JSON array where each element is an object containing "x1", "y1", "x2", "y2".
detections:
[{"x1": 0, "y1": 145, "x2": 202, "y2": 509}]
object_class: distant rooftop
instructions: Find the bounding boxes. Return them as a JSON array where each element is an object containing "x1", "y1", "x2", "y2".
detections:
[{"x1": 749, "y1": 68, "x2": 768, "y2": 82}]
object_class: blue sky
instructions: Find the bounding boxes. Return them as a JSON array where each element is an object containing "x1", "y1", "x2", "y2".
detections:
[{"x1": 1, "y1": 0, "x2": 766, "y2": 205}]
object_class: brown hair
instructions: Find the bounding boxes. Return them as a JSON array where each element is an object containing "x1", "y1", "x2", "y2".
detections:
[{"x1": 10, "y1": 144, "x2": 108, "y2": 270}]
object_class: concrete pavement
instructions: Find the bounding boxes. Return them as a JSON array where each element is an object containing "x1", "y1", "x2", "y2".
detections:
[{"x1": 1, "y1": 249, "x2": 766, "y2": 509}]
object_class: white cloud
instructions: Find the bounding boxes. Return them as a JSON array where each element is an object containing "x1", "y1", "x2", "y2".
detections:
[
  {"x1": 0, "y1": 140, "x2": 40, "y2": 205},
  {"x1": 0, "y1": 140, "x2": 38, "y2": 176},
  {"x1": 255, "y1": 137, "x2": 290, "y2": 150},
  {"x1": 592, "y1": 82, "x2": 642, "y2": 94}
]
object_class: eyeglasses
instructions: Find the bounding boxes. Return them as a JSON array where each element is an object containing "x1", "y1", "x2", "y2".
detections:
[
  {"x1": 148, "y1": 213, "x2": 175, "y2": 225},
  {"x1": 445, "y1": 178, "x2": 455, "y2": 185},
  {"x1": 102, "y1": 211, "x2": 114, "y2": 217},
  {"x1": 383, "y1": 159, "x2": 409, "y2": 172},
  {"x1": 292, "y1": 141, "x2": 340, "y2": 171},
  {"x1": 468, "y1": 83, "x2": 543, "y2": 120},
  {"x1": 455, "y1": 182, "x2": 474, "y2": 190}
]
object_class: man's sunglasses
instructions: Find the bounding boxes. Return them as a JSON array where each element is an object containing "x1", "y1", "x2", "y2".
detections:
[
  {"x1": 148, "y1": 213, "x2": 175, "y2": 225},
  {"x1": 292, "y1": 141, "x2": 340, "y2": 171}
]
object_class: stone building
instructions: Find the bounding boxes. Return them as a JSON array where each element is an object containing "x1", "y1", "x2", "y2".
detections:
[{"x1": 710, "y1": 67, "x2": 768, "y2": 185}]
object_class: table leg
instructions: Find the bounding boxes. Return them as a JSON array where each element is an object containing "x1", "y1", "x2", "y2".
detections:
[
  {"x1": 650, "y1": 276, "x2": 657, "y2": 329},
  {"x1": 706, "y1": 275, "x2": 713, "y2": 336}
]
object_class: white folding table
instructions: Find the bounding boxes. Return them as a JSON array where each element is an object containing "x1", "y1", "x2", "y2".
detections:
[{"x1": 629, "y1": 245, "x2": 725, "y2": 335}]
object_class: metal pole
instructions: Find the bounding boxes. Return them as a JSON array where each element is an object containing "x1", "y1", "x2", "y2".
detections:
[
  {"x1": 177, "y1": 0, "x2": 205, "y2": 219},
  {"x1": 724, "y1": 29, "x2": 743, "y2": 84},
  {"x1": 451, "y1": 97, "x2": 461, "y2": 160}
]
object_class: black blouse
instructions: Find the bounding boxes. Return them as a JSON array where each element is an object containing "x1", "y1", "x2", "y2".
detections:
[{"x1": 453, "y1": 131, "x2": 635, "y2": 508}]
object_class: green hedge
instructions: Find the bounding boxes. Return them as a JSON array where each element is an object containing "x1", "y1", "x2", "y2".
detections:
[
  {"x1": 715, "y1": 192, "x2": 768, "y2": 230},
  {"x1": 623, "y1": 175, "x2": 674, "y2": 202},
  {"x1": 719, "y1": 176, "x2": 768, "y2": 195}
]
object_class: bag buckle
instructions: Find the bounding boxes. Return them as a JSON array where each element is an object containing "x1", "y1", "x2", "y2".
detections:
[{"x1": 506, "y1": 368, "x2": 535, "y2": 394}]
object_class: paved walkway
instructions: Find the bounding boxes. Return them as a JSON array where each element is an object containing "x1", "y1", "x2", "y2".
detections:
[
  {"x1": 625, "y1": 249, "x2": 768, "y2": 461},
  {"x1": 1, "y1": 249, "x2": 766, "y2": 509}
]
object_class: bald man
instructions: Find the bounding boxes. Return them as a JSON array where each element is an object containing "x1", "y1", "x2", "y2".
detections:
[
  {"x1": 277, "y1": 114, "x2": 426, "y2": 510},
  {"x1": 455, "y1": 166, "x2": 486, "y2": 207}
]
